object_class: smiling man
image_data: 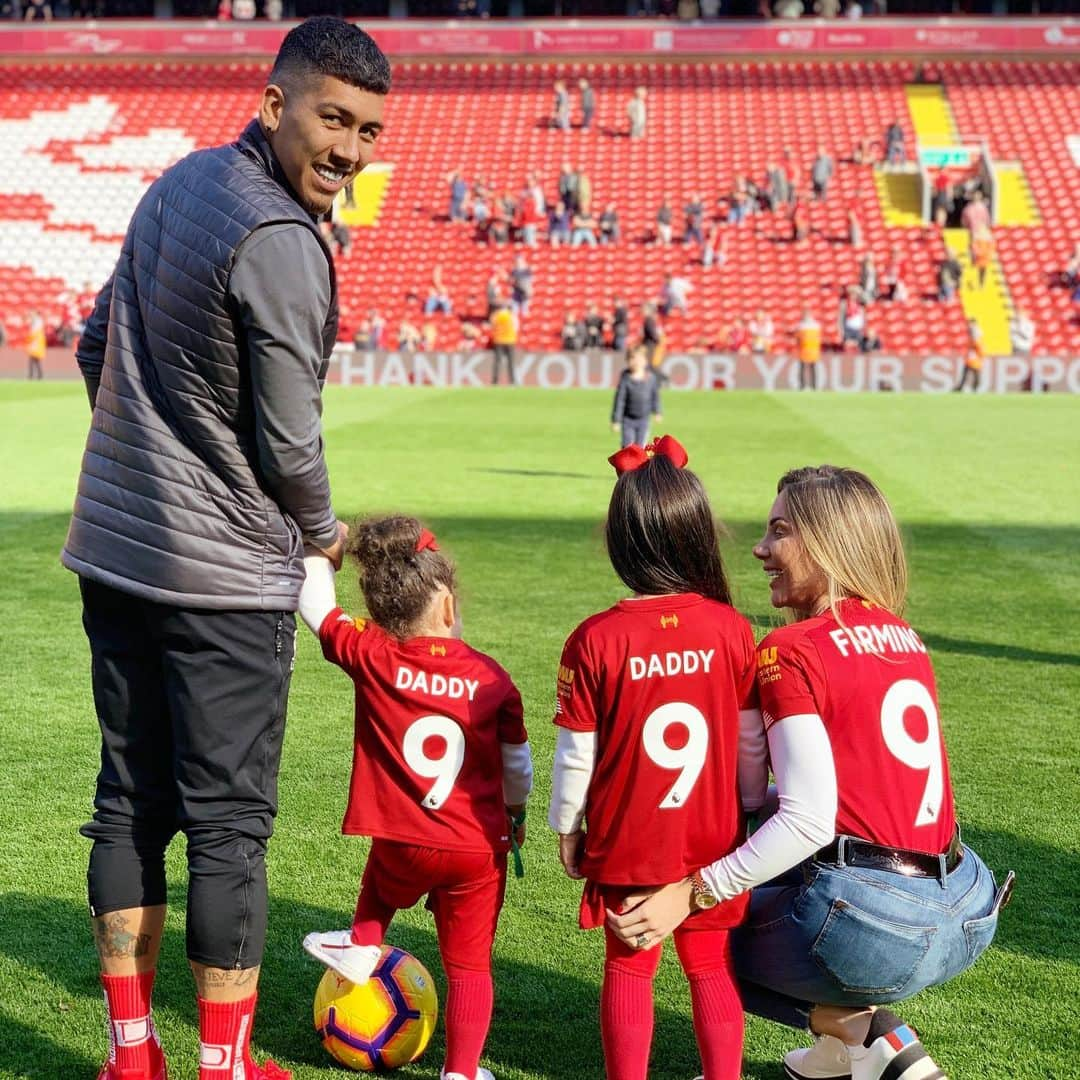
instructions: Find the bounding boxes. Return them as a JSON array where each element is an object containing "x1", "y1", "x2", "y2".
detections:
[{"x1": 62, "y1": 19, "x2": 390, "y2": 1080}]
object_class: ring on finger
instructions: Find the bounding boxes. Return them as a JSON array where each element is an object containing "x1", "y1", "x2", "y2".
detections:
[{"x1": 635, "y1": 933, "x2": 648, "y2": 949}]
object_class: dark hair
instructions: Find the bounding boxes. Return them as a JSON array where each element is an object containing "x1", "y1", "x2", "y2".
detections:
[
  {"x1": 270, "y1": 17, "x2": 392, "y2": 96},
  {"x1": 347, "y1": 515, "x2": 456, "y2": 640},
  {"x1": 605, "y1": 457, "x2": 732, "y2": 604}
]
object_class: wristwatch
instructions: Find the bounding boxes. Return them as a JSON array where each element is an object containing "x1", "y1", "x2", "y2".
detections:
[{"x1": 688, "y1": 871, "x2": 718, "y2": 911}]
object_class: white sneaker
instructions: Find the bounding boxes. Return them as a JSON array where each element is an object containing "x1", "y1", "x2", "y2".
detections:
[
  {"x1": 441, "y1": 1070, "x2": 494, "y2": 1080},
  {"x1": 302, "y1": 930, "x2": 382, "y2": 985},
  {"x1": 847, "y1": 1010, "x2": 947, "y2": 1080},
  {"x1": 784, "y1": 1035, "x2": 851, "y2": 1079}
]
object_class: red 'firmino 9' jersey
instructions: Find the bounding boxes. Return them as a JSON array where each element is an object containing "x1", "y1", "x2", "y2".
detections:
[
  {"x1": 319, "y1": 609, "x2": 528, "y2": 854},
  {"x1": 554, "y1": 593, "x2": 757, "y2": 913},
  {"x1": 756, "y1": 598, "x2": 956, "y2": 855}
]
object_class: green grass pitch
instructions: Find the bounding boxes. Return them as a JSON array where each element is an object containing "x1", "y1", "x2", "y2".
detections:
[{"x1": 1, "y1": 382, "x2": 1077, "y2": 1080}]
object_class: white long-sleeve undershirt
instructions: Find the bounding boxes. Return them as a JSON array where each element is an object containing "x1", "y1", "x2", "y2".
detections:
[
  {"x1": 701, "y1": 712, "x2": 838, "y2": 901},
  {"x1": 298, "y1": 553, "x2": 338, "y2": 635},
  {"x1": 501, "y1": 743, "x2": 534, "y2": 807}
]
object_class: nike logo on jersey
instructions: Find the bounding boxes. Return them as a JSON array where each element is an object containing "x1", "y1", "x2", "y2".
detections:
[
  {"x1": 629, "y1": 649, "x2": 714, "y2": 681},
  {"x1": 396, "y1": 665, "x2": 479, "y2": 701}
]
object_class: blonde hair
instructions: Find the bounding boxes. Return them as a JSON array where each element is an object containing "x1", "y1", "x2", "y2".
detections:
[{"x1": 778, "y1": 465, "x2": 908, "y2": 617}]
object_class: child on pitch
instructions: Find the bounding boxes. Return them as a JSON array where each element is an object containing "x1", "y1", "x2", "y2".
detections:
[
  {"x1": 298, "y1": 516, "x2": 534, "y2": 1080},
  {"x1": 549, "y1": 436, "x2": 767, "y2": 1080},
  {"x1": 610, "y1": 344, "x2": 662, "y2": 449}
]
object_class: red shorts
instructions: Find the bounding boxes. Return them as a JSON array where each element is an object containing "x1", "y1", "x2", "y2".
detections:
[{"x1": 361, "y1": 840, "x2": 507, "y2": 972}]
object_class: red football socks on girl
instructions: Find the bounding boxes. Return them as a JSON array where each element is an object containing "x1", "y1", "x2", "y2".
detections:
[
  {"x1": 600, "y1": 963, "x2": 656, "y2": 1080},
  {"x1": 442, "y1": 966, "x2": 495, "y2": 1079}
]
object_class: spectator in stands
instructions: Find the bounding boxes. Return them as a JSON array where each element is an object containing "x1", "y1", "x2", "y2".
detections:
[
  {"x1": 857, "y1": 252, "x2": 878, "y2": 303},
  {"x1": 794, "y1": 307, "x2": 822, "y2": 389},
  {"x1": 971, "y1": 225, "x2": 995, "y2": 289},
  {"x1": 25, "y1": 309, "x2": 46, "y2": 379},
  {"x1": 448, "y1": 169, "x2": 468, "y2": 223},
  {"x1": 366, "y1": 308, "x2": 386, "y2": 349},
  {"x1": 728, "y1": 176, "x2": 753, "y2": 225},
  {"x1": 579, "y1": 78, "x2": 595, "y2": 132},
  {"x1": 487, "y1": 199, "x2": 511, "y2": 246},
  {"x1": 884, "y1": 119, "x2": 906, "y2": 165},
  {"x1": 553, "y1": 79, "x2": 571, "y2": 132},
  {"x1": 599, "y1": 203, "x2": 621, "y2": 245},
  {"x1": 610, "y1": 297, "x2": 630, "y2": 351},
  {"x1": 1010, "y1": 308, "x2": 1036, "y2": 360},
  {"x1": 961, "y1": 189, "x2": 990, "y2": 240},
  {"x1": 938, "y1": 253, "x2": 962, "y2": 302},
  {"x1": 683, "y1": 193, "x2": 705, "y2": 245},
  {"x1": 627, "y1": 86, "x2": 648, "y2": 140},
  {"x1": 1062, "y1": 242, "x2": 1080, "y2": 288},
  {"x1": 489, "y1": 301, "x2": 518, "y2": 385},
  {"x1": 814, "y1": 0, "x2": 841, "y2": 14},
  {"x1": 575, "y1": 165, "x2": 593, "y2": 216},
  {"x1": 956, "y1": 318, "x2": 984, "y2": 391},
  {"x1": 571, "y1": 210, "x2": 598, "y2": 247},
  {"x1": 773, "y1": 0, "x2": 805, "y2": 16},
  {"x1": 584, "y1": 304, "x2": 606, "y2": 349},
  {"x1": 846, "y1": 195, "x2": 863, "y2": 248},
  {"x1": 765, "y1": 161, "x2": 791, "y2": 211},
  {"x1": 727, "y1": 317, "x2": 752, "y2": 356},
  {"x1": 844, "y1": 0, "x2": 863, "y2": 16},
  {"x1": 397, "y1": 318, "x2": 421, "y2": 353},
  {"x1": 611, "y1": 345, "x2": 662, "y2": 449},
  {"x1": 860, "y1": 319, "x2": 882, "y2": 354},
  {"x1": 561, "y1": 310, "x2": 586, "y2": 352},
  {"x1": 353, "y1": 319, "x2": 376, "y2": 352},
  {"x1": 510, "y1": 254, "x2": 534, "y2": 318},
  {"x1": 420, "y1": 320, "x2": 439, "y2": 353},
  {"x1": 659, "y1": 272, "x2": 691, "y2": 316},
  {"x1": 515, "y1": 196, "x2": 543, "y2": 248},
  {"x1": 524, "y1": 172, "x2": 546, "y2": 217},
  {"x1": 548, "y1": 200, "x2": 572, "y2": 247},
  {"x1": 703, "y1": 221, "x2": 727, "y2": 269},
  {"x1": 471, "y1": 176, "x2": 491, "y2": 226},
  {"x1": 641, "y1": 302, "x2": 664, "y2": 367},
  {"x1": 839, "y1": 285, "x2": 868, "y2": 350},
  {"x1": 811, "y1": 148, "x2": 834, "y2": 201},
  {"x1": 655, "y1": 197, "x2": 674, "y2": 245},
  {"x1": 749, "y1": 308, "x2": 775, "y2": 354},
  {"x1": 882, "y1": 245, "x2": 908, "y2": 302},
  {"x1": 423, "y1": 267, "x2": 453, "y2": 316},
  {"x1": 791, "y1": 195, "x2": 810, "y2": 243},
  {"x1": 485, "y1": 269, "x2": 503, "y2": 316},
  {"x1": 24, "y1": 0, "x2": 53, "y2": 18},
  {"x1": 558, "y1": 162, "x2": 579, "y2": 213},
  {"x1": 931, "y1": 172, "x2": 954, "y2": 229},
  {"x1": 458, "y1": 319, "x2": 484, "y2": 351}
]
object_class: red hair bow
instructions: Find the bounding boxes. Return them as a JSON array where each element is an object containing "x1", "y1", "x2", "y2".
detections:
[
  {"x1": 608, "y1": 435, "x2": 689, "y2": 475},
  {"x1": 415, "y1": 528, "x2": 440, "y2": 553}
]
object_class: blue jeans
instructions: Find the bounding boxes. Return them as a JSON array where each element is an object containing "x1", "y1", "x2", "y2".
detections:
[{"x1": 732, "y1": 839, "x2": 1009, "y2": 1029}]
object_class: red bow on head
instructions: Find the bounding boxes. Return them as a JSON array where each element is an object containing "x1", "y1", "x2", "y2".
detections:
[
  {"x1": 608, "y1": 435, "x2": 689, "y2": 476},
  {"x1": 415, "y1": 528, "x2": 440, "y2": 553}
]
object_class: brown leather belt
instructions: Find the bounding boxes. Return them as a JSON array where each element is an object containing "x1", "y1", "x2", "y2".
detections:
[{"x1": 814, "y1": 829, "x2": 963, "y2": 881}]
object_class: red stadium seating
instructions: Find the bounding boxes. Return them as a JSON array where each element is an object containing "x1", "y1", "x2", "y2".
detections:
[{"x1": 0, "y1": 58, "x2": 1076, "y2": 357}]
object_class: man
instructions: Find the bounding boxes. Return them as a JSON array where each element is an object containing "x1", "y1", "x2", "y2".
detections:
[
  {"x1": 627, "y1": 85, "x2": 647, "y2": 139},
  {"x1": 578, "y1": 77, "x2": 595, "y2": 131},
  {"x1": 1010, "y1": 307, "x2": 1036, "y2": 361},
  {"x1": 794, "y1": 307, "x2": 822, "y2": 390},
  {"x1": 489, "y1": 300, "x2": 518, "y2": 385},
  {"x1": 509, "y1": 253, "x2": 534, "y2": 318},
  {"x1": 62, "y1": 18, "x2": 390, "y2": 1080},
  {"x1": 811, "y1": 147, "x2": 834, "y2": 201},
  {"x1": 956, "y1": 318, "x2": 984, "y2": 391}
]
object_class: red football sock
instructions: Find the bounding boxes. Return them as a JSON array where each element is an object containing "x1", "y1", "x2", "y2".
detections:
[
  {"x1": 442, "y1": 965, "x2": 494, "y2": 1078},
  {"x1": 197, "y1": 993, "x2": 258, "y2": 1079},
  {"x1": 351, "y1": 885, "x2": 395, "y2": 948},
  {"x1": 101, "y1": 970, "x2": 164, "y2": 1079},
  {"x1": 677, "y1": 930, "x2": 744, "y2": 1080},
  {"x1": 600, "y1": 963, "x2": 656, "y2": 1080}
]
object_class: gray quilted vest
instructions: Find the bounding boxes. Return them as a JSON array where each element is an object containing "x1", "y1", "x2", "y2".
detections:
[{"x1": 62, "y1": 121, "x2": 338, "y2": 610}]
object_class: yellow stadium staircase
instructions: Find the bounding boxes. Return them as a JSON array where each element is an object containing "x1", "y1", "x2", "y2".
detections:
[
  {"x1": 943, "y1": 228, "x2": 1013, "y2": 356},
  {"x1": 338, "y1": 162, "x2": 394, "y2": 227},
  {"x1": 904, "y1": 84, "x2": 958, "y2": 145},
  {"x1": 994, "y1": 164, "x2": 1041, "y2": 226}
]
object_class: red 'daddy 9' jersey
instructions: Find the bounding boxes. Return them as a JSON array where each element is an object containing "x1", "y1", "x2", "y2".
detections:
[
  {"x1": 555, "y1": 594, "x2": 758, "y2": 902},
  {"x1": 319, "y1": 608, "x2": 528, "y2": 854},
  {"x1": 757, "y1": 598, "x2": 955, "y2": 854}
]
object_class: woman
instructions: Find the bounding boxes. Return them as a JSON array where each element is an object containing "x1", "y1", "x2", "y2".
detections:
[{"x1": 608, "y1": 465, "x2": 1012, "y2": 1080}]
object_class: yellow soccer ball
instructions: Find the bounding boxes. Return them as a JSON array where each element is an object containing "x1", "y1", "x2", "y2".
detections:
[{"x1": 313, "y1": 945, "x2": 439, "y2": 1071}]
